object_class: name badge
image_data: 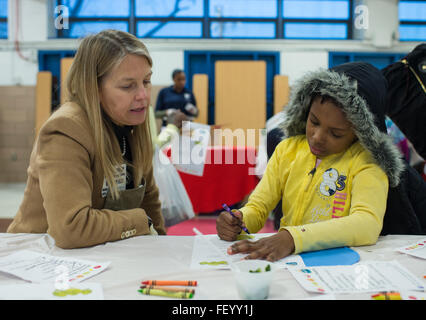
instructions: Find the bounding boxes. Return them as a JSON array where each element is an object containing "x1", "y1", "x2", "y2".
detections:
[{"x1": 101, "y1": 164, "x2": 127, "y2": 197}]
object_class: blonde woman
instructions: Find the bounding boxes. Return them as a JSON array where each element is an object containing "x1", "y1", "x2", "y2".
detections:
[{"x1": 7, "y1": 30, "x2": 166, "y2": 248}]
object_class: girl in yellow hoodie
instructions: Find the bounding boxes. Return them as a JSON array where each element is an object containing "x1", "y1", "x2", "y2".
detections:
[{"x1": 216, "y1": 62, "x2": 405, "y2": 261}]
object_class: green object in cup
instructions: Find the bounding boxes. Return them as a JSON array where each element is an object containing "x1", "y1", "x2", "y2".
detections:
[
  {"x1": 249, "y1": 264, "x2": 271, "y2": 273},
  {"x1": 232, "y1": 260, "x2": 276, "y2": 300}
]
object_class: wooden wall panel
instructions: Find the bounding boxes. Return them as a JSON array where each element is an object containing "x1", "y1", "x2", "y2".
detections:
[
  {"x1": 60, "y1": 57, "x2": 74, "y2": 105},
  {"x1": 274, "y1": 75, "x2": 290, "y2": 114},
  {"x1": 215, "y1": 61, "x2": 266, "y2": 147},
  {"x1": 35, "y1": 72, "x2": 52, "y2": 136},
  {"x1": 192, "y1": 74, "x2": 208, "y2": 125}
]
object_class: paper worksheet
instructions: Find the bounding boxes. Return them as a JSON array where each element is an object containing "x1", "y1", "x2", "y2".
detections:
[
  {"x1": 400, "y1": 291, "x2": 426, "y2": 300},
  {"x1": 0, "y1": 282, "x2": 104, "y2": 300},
  {"x1": 288, "y1": 260, "x2": 425, "y2": 294},
  {"x1": 396, "y1": 238, "x2": 426, "y2": 259},
  {"x1": 0, "y1": 250, "x2": 110, "y2": 284},
  {"x1": 190, "y1": 233, "x2": 304, "y2": 270}
]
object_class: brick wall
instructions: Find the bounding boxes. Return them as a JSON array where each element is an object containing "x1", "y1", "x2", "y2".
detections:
[{"x1": 0, "y1": 86, "x2": 36, "y2": 182}]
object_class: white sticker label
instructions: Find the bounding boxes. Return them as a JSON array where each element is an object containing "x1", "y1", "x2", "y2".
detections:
[{"x1": 101, "y1": 164, "x2": 126, "y2": 197}]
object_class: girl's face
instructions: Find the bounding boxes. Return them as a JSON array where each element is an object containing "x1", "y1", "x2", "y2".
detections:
[
  {"x1": 306, "y1": 96, "x2": 357, "y2": 158},
  {"x1": 99, "y1": 54, "x2": 152, "y2": 126}
]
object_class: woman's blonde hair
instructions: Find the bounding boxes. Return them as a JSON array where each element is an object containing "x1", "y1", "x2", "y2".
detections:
[{"x1": 66, "y1": 29, "x2": 153, "y2": 199}]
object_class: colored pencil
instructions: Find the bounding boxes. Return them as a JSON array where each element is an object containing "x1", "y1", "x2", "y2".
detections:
[
  {"x1": 138, "y1": 288, "x2": 193, "y2": 299},
  {"x1": 141, "y1": 280, "x2": 197, "y2": 286}
]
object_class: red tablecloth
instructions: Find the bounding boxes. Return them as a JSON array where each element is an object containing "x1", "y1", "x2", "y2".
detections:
[{"x1": 166, "y1": 146, "x2": 259, "y2": 214}]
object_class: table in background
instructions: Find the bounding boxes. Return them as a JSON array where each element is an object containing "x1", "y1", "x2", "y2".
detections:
[
  {"x1": 0, "y1": 233, "x2": 424, "y2": 300},
  {"x1": 166, "y1": 146, "x2": 260, "y2": 214}
]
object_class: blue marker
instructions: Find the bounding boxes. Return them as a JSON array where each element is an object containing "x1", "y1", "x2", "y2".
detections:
[{"x1": 222, "y1": 203, "x2": 250, "y2": 234}]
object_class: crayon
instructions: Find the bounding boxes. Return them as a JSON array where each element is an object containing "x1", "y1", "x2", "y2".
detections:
[
  {"x1": 141, "y1": 280, "x2": 197, "y2": 286},
  {"x1": 138, "y1": 288, "x2": 193, "y2": 299},
  {"x1": 371, "y1": 292, "x2": 401, "y2": 300},
  {"x1": 140, "y1": 285, "x2": 195, "y2": 294},
  {"x1": 222, "y1": 203, "x2": 250, "y2": 234}
]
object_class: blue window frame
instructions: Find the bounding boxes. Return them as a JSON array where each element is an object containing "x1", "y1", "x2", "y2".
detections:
[
  {"x1": 399, "y1": 0, "x2": 426, "y2": 41},
  {"x1": 52, "y1": 0, "x2": 354, "y2": 40},
  {"x1": 0, "y1": 0, "x2": 7, "y2": 39}
]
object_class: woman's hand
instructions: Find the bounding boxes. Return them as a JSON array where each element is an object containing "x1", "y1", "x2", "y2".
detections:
[
  {"x1": 227, "y1": 230, "x2": 295, "y2": 261},
  {"x1": 216, "y1": 210, "x2": 246, "y2": 241}
]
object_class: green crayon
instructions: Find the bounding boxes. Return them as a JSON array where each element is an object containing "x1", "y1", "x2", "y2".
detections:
[{"x1": 138, "y1": 288, "x2": 194, "y2": 299}]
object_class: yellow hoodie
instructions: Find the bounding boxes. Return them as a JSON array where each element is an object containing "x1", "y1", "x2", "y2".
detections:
[{"x1": 240, "y1": 135, "x2": 388, "y2": 254}]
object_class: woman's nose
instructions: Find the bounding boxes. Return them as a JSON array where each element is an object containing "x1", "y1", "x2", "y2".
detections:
[{"x1": 135, "y1": 85, "x2": 148, "y2": 100}]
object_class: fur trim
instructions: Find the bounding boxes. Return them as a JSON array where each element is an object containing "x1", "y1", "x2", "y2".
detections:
[{"x1": 280, "y1": 68, "x2": 405, "y2": 187}]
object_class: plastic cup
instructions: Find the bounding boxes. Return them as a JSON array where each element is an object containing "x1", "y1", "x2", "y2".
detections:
[{"x1": 231, "y1": 260, "x2": 277, "y2": 300}]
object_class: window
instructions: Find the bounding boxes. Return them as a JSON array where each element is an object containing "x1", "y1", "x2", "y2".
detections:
[
  {"x1": 54, "y1": 0, "x2": 129, "y2": 38},
  {"x1": 52, "y1": 0, "x2": 354, "y2": 39},
  {"x1": 283, "y1": 0, "x2": 351, "y2": 39},
  {"x1": 399, "y1": 0, "x2": 426, "y2": 41},
  {"x1": 0, "y1": 0, "x2": 7, "y2": 39},
  {"x1": 135, "y1": 0, "x2": 203, "y2": 38}
]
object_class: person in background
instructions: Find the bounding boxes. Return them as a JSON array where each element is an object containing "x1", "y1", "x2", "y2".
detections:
[
  {"x1": 7, "y1": 30, "x2": 166, "y2": 248},
  {"x1": 217, "y1": 62, "x2": 424, "y2": 262},
  {"x1": 382, "y1": 43, "x2": 425, "y2": 159},
  {"x1": 155, "y1": 69, "x2": 198, "y2": 127},
  {"x1": 381, "y1": 43, "x2": 426, "y2": 233},
  {"x1": 148, "y1": 106, "x2": 190, "y2": 148}
]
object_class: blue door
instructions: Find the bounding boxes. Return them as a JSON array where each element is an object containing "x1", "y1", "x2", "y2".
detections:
[{"x1": 38, "y1": 50, "x2": 76, "y2": 111}]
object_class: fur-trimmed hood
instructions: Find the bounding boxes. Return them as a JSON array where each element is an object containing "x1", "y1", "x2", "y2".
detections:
[{"x1": 280, "y1": 62, "x2": 405, "y2": 187}]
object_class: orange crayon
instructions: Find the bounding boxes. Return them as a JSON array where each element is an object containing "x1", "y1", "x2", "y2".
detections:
[{"x1": 141, "y1": 280, "x2": 197, "y2": 286}]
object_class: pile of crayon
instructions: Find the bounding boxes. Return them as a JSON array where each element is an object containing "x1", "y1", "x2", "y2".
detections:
[
  {"x1": 138, "y1": 280, "x2": 197, "y2": 299},
  {"x1": 371, "y1": 291, "x2": 402, "y2": 300}
]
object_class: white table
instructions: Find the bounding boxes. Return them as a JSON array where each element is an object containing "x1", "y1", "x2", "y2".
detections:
[{"x1": 0, "y1": 233, "x2": 425, "y2": 300}]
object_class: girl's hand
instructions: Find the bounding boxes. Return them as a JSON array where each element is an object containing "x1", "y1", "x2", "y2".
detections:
[
  {"x1": 216, "y1": 210, "x2": 246, "y2": 241},
  {"x1": 227, "y1": 229, "x2": 295, "y2": 261}
]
